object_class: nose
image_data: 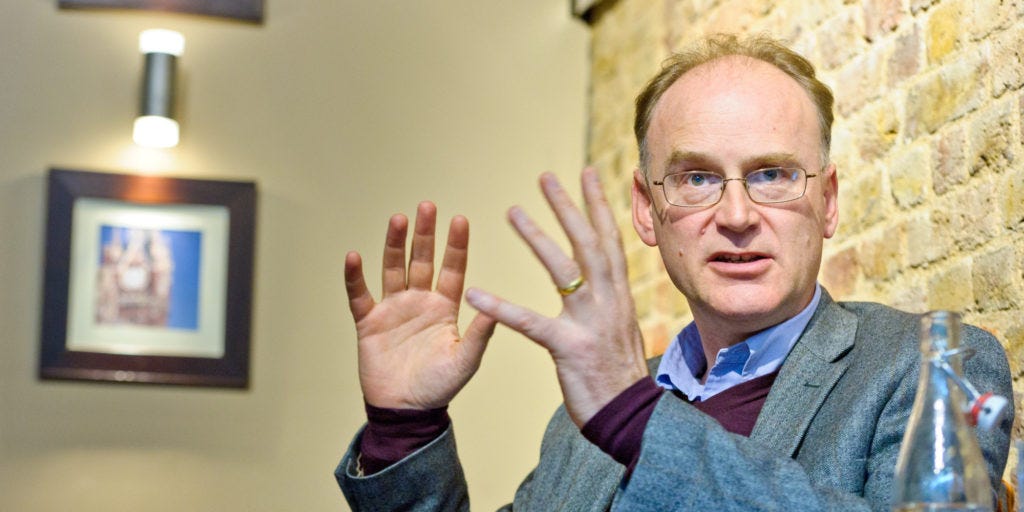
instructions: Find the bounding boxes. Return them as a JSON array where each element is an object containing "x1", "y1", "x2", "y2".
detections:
[{"x1": 713, "y1": 179, "x2": 759, "y2": 232}]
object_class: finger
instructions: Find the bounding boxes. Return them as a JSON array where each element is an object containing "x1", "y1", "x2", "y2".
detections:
[
  {"x1": 408, "y1": 201, "x2": 437, "y2": 290},
  {"x1": 465, "y1": 288, "x2": 557, "y2": 352},
  {"x1": 460, "y1": 312, "x2": 497, "y2": 363},
  {"x1": 381, "y1": 213, "x2": 409, "y2": 297},
  {"x1": 538, "y1": 173, "x2": 609, "y2": 287},
  {"x1": 436, "y1": 215, "x2": 469, "y2": 303},
  {"x1": 508, "y1": 206, "x2": 586, "y2": 298},
  {"x1": 580, "y1": 168, "x2": 628, "y2": 283},
  {"x1": 344, "y1": 251, "x2": 376, "y2": 322}
]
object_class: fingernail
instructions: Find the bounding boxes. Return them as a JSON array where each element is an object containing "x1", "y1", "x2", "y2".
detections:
[
  {"x1": 465, "y1": 288, "x2": 492, "y2": 309},
  {"x1": 540, "y1": 172, "x2": 561, "y2": 190},
  {"x1": 508, "y1": 206, "x2": 527, "y2": 226}
]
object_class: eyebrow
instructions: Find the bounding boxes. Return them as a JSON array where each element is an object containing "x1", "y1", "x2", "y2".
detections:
[{"x1": 661, "y1": 150, "x2": 803, "y2": 171}]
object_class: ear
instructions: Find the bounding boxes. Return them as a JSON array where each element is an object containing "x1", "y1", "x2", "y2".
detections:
[
  {"x1": 632, "y1": 168, "x2": 659, "y2": 247},
  {"x1": 821, "y1": 162, "x2": 839, "y2": 239}
]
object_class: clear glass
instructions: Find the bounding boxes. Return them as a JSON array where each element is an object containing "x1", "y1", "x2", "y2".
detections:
[{"x1": 892, "y1": 311, "x2": 993, "y2": 512}]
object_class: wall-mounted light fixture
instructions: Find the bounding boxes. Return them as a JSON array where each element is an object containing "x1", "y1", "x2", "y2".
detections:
[{"x1": 133, "y1": 29, "x2": 185, "y2": 148}]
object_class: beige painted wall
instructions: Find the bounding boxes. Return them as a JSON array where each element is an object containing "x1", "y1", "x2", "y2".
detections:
[{"x1": 0, "y1": 1, "x2": 588, "y2": 510}]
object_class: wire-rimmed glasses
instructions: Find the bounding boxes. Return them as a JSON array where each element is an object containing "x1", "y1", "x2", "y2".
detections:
[{"x1": 650, "y1": 167, "x2": 818, "y2": 207}]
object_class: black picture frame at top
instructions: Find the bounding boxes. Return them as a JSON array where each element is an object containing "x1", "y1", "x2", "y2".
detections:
[
  {"x1": 58, "y1": 0, "x2": 264, "y2": 24},
  {"x1": 39, "y1": 168, "x2": 257, "y2": 388}
]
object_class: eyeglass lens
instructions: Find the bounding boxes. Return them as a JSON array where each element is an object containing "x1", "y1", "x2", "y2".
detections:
[{"x1": 662, "y1": 167, "x2": 808, "y2": 206}]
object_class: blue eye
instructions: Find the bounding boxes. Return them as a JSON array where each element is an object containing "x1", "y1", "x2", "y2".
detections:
[
  {"x1": 676, "y1": 172, "x2": 720, "y2": 187},
  {"x1": 748, "y1": 167, "x2": 797, "y2": 184},
  {"x1": 759, "y1": 168, "x2": 780, "y2": 181}
]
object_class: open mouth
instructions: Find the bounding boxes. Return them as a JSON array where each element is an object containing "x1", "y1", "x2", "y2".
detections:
[{"x1": 712, "y1": 253, "x2": 767, "y2": 263}]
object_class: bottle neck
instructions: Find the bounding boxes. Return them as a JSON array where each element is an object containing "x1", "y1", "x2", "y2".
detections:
[{"x1": 920, "y1": 310, "x2": 964, "y2": 373}]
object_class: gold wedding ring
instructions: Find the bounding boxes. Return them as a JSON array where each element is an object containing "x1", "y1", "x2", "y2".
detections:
[{"x1": 557, "y1": 276, "x2": 585, "y2": 296}]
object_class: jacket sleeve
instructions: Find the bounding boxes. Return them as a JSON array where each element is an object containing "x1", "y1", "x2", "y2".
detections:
[{"x1": 336, "y1": 425, "x2": 470, "y2": 512}]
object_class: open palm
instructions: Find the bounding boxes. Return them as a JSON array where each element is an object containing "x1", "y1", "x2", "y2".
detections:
[{"x1": 345, "y1": 202, "x2": 495, "y2": 410}]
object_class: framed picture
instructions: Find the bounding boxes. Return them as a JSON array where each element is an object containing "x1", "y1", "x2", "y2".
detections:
[
  {"x1": 58, "y1": 0, "x2": 264, "y2": 23},
  {"x1": 39, "y1": 168, "x2": 257, "y2": 388}
]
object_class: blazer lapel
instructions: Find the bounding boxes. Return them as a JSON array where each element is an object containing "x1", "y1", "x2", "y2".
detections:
[{"x1": 750, "y1": 292, "x2": 858, "y2": 457}]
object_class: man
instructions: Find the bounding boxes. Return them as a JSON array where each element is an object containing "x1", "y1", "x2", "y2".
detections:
[{"x1": 336, "y1": 33, "x2": 1014, "y2": 511}]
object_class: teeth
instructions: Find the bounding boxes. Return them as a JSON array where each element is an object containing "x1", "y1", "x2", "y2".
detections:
[{"x1": 718, "y1": 254, "x2": 760, "y2": 263}]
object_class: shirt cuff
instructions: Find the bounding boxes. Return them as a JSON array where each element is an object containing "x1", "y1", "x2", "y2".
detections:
[
  {"x1": 580, "y1": 377, "x2": 662, "y2": 474},
  {"x1": 358, "y1": 403, "x2": 451, "y2": 475}
]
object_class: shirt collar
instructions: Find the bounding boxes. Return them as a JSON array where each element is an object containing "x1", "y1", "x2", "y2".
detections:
[{"x1": 656, "y1": 284, "x2": 823, "y2": 399}]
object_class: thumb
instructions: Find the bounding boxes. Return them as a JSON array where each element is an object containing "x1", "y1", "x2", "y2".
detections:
[{"x1": 460, "y1": 312, "x2": 497, "y2": 364}]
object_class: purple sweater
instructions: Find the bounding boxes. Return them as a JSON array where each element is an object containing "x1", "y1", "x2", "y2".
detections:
[{"x1": 358, "y1": 371, "x2": 779, "y2": 475}]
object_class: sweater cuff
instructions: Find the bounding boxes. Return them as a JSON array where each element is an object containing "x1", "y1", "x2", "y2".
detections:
[
  {"x1": 358, "y1": 403, "x2": 451, "y2": 475},
  {"x1": 580, "y1": 377, "x2": 662, "y2": 473}
]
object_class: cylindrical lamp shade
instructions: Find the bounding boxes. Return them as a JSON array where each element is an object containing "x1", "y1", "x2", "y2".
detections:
[{"x1": 133, "y1": 29, "x2": 184, "y2": 148}]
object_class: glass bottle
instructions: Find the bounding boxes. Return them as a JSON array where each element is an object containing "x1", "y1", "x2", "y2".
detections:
[{"x1": 891, "y1": 311, "x2": 993, "y2": 512}]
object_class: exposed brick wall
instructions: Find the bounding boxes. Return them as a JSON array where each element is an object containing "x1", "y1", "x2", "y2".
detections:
[{"x1": 586, "y1": 0, "x2": 1023, "y2": 483}]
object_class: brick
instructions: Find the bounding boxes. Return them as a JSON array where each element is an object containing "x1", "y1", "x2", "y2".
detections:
[
  {"x1": 993, "y1": 23, "x2": 1024, "y2": 98},
  {"x1": 626, "y1": 244, "x2": 656, "y2": 282},
  {"x1": 634, "y1": 281, "x2": 654, "y2": 319},
  {"x1": 840, "y1": 165, "x2": 890, "y2": 231},
  {"x1": 834, "y1": 50, "x2": 885, "y2": 116},
  {"x1": 853, "y1": 99, "x2": 900, "y2": 163},
  {"x1": 830, "y1": 122, "x2": 857, "y2": 173},
  {"x1": 971, "y1": 311, "x2": 1024, "y2": 377},
  {"x1": 890, "y1": 142, "x2": 932, "y2": 208},
  {"x1": 704, "y1": 0, "x2": 775, "y2": 34},
  {"x1": 814, "y1": 8, "x2": 865, "y2": 71},
  {"x1": 968, "y1": 99, "x2": 1017, "y2": 176},
  {"x1": 888, "y1": 276, "x2": 928, "y2": 313},
  {"x1": 1007, "y1": 323, "x2": 1024, "y2": 378},
  {"x1": 863, "y1": 0, "x2": 905, "y2": 42},
  {"x1": 927, "y1": 258, "x2": 974, "y2": 311},
  {"x1": 656, "y1": 277, "x2": 690, "y2": 319},
  {"x1": 887, "y1": 26, "x2": 921, "y2": 88},
  {"x1": 932, "y1": 181, "x2": 1002, "y2": 251},
  {"x1": 972, "y1": 245, "x2": 1024, "y2": 311},
  {"x1": 932, "y1": 126, "x2": 969, "y2": 195},
  {"x1": 904, "y1": 52, "x2": 990, "y2": 137},
  {"x1": 821, "y1": 246, "x2": 860, "y2": 298},
  {"x1": 859, "y1": 225, "x2": 904, "y2": 280},
  {"x1": 665, "y1": 0, "x2": 716, "y2": 47},
  {"x1": 967, "y1": 0, "x2": 1011, "y2": 41},
  {"x1": 757, "y1": 0, "x2": 838, "y2": 42},
  {"x1": 925, "y1": 0, "x2": 965, "y2": 64},
  {"x1": 904, "y1": 210, "x2": 947, "y2": 267},
  {"x1": 1001, "y1": 167, "x2": 1024, "y2": 228}
]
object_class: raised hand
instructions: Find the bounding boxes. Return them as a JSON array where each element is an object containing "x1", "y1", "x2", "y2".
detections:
[
  {"x1": 465, "y1": 168, "x2": 649, "y2": 427},
  {"x1": 345, "y1": 201, "x2": 496, "y2": 410}
]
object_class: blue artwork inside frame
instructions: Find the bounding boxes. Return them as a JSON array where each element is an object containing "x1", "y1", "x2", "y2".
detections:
[{"x1": 96, "y1": 225, "x2": 202, "y2": 331}]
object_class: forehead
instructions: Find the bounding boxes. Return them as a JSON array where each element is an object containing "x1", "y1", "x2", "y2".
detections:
[{"x1": 646, "y1": 56, "x2": 821, "y2": 170}]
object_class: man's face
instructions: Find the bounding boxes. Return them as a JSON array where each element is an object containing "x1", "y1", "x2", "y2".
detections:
[{"x1": 632, "y1": 56, "x2": 839, "y2": 337}]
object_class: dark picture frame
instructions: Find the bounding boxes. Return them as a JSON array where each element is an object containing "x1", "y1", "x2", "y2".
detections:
[
  {"x1": 58, "y1": 0, "x2": 264, "y2": 23},
  {"x1": 39, "y1": 168, "x2": 257, "y2": 388}
]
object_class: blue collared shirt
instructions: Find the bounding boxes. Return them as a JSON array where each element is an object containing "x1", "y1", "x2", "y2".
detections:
[{"x1": 655, "y1": 284, "x2": 822, "y2": 401}]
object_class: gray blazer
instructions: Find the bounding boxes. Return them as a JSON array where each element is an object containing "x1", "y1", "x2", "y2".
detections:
[{"x1": 336, "y1": 293, "x2": 1014, "y2": 511}]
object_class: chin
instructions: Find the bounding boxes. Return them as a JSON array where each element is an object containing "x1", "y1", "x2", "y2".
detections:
[
  {"x1": 701, "y1": 288, "x2": 791, "y2": 326},
  {"x1": 714, "y1": 284, "x2": 814, "y2": 327}
]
